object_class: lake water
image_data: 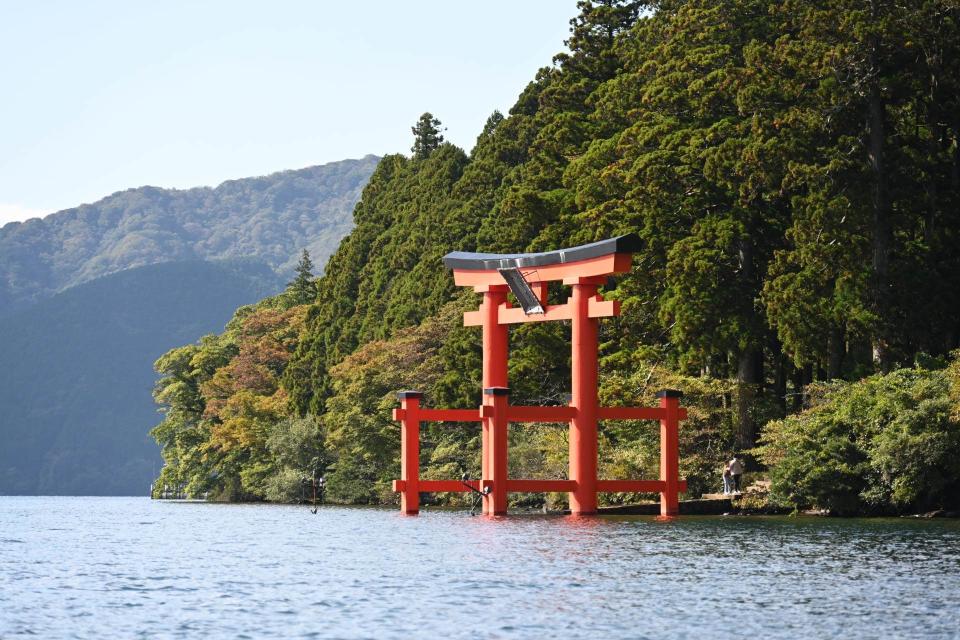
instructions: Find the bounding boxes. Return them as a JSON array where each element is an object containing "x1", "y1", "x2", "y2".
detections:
[{"x1": 1, "y1": 497, "x2": 959, "y2": 639}]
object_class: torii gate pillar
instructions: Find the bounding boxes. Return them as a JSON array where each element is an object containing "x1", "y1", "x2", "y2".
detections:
[
  {"x1": 480, "y1": 285, "x2": 509, "y2": 515},
  {"x1": 569, "y1": 276, "x2": 602, "y2": 514}
]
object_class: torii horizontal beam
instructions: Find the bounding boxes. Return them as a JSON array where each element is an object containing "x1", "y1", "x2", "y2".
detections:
[
  {"x1": 463, "y1": 297, "x2": 620, "y2": 326},
  {"x1": 392, "y1": 406, "x2": 688, "y2": 423}
]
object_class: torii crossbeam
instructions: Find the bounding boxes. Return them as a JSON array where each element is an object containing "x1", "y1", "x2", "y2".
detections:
[{"x1": 391, "y1": 235, "x2": 687, "y2": 516}]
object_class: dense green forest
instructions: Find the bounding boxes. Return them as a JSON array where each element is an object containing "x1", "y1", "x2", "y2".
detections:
[
  {"x1": 152, "y1": 0, "x2": 960, "y2": 514},
  {"x1": 0, "y1": 156, "x2": 377, "y2": 316}
]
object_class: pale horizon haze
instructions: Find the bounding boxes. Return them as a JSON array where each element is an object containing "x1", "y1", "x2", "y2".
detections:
[{"x1": 0, "y1": 1, "x2": 578, "y2": 226}]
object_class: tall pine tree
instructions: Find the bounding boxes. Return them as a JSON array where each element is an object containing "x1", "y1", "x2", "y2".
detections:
[
  {"x1": 411, "y1": 112, "x2": 445, "y2": 159},
  {"x1": 286, "y1": 249, "x2": 317, "y2": 305}
]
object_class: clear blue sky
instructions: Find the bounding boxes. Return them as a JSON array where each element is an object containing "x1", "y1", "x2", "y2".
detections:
[{"x1": 0, "y1": 1, "x2": 578, "y2": 225}]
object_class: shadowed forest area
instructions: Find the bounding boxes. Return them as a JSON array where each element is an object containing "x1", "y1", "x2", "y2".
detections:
[{"x1": 151, "y1": 0, "x2": 960, "y2": 515}]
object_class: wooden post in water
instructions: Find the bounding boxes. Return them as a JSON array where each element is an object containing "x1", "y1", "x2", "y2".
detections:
[
  {"x1": 658, "y1": 390, "x2": 682, "y2": 516},
  {"x1": 393, "y1": 391, "x2": 422, "y2": 515}
]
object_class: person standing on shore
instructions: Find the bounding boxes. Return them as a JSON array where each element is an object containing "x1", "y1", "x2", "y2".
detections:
[
  {"x1": 722, "y1": 464, "x2": 733, "y2": 495},
  {"x1": 729, "y1": 455, "x2": 744, "y2": 493}
]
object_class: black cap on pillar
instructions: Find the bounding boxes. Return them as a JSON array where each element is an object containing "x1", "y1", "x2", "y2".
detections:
[
  {"x1": 483, "y1": 387, "x2": 510, "y2": 396},
  {"x1": 655, "y1": 389, "x2": 683, "y2": 398}
]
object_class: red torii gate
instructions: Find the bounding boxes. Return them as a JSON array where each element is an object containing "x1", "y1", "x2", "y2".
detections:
[{"x1": 391, "y1": 235, "x2": 687, "y2": 516}]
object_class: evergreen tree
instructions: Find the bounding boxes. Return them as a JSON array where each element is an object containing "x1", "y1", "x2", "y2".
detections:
[
  {"x1": 411, "y1": 112, "x2": 445, "y2": 159},
  {"x1": 286, "y1": 249, "x2": 317, "y2": 305},
  {"x1": 553, "y1": 0, "x2": 645, "y2": 81},
  {"x1": 479, "y1": 110, "x2": 505, "y2": 141}
]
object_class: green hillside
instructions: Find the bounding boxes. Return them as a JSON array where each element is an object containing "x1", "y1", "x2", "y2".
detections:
[
  {"x1": 0, "y1": 156, "x2": 378, "y2": 316},
  {"x1": 151, "y1": 0, "x2": 960, "y2": 514},
  {"x1": 0, "y1": 260, "x2": 282, "y2": 495}
]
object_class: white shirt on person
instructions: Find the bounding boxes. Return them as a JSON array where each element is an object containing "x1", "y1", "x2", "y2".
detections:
[{"x1": 729, "y1": 459, "x2": 743, "y2": 475}]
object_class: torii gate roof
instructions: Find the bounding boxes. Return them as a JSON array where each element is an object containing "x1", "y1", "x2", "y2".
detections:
[{"x1": 442, "y1": 234, "x2": 641, "y2": 271}]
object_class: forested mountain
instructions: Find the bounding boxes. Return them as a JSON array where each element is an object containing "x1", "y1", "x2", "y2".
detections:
[
  {"x1": 0, "y1": 156, "x2": 378, "y2": 316},
  {"x1": 0, "y1": 260, "x2": 282, "y2": 495},
  {"x1": 153, "y1": 0, "x2": 960, "y2": 514}
]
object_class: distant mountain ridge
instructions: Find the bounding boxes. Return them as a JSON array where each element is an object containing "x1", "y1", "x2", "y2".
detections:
[{"x1": 0, "y1": 155, "x2": 379, "y2": 315}]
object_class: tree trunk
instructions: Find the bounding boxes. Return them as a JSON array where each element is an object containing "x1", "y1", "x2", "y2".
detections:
[
  {"x1": 951, "y1": 112, "x2": 960, "y2": 352},
  {"x1": 736, "y1": 347, "x2": 762, "y2": 450},
  {"x1": 867, "y1": 31, "x2": 892, "y2": 371},
  {"x1": 815, "y1": 364, "x2": 827, "y2": 382},
  {"x1": 735, "y1": 225, "x2": 761, "y2": 450},
  {"x1": 790, "y1": 367, "x2": 805, "y2": 412},
  {"x1": 925, "y1": 118, "x2": 939, "y2": 249},
  {"x1": 796, "y1": 364, "x2": 813, "y2": 411},
  {"x1": 952, "y1": 111, "x2": 960, "y2": 195},
  {"x1": 773, "y1": 343, "x2": 787, "y2": 416},
  {"x1": 827, "y1": 325, "x2": 845, "y2": 379},
  {"x1": 754, "y1": 348, "x2": 765, "y2": 394}
]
